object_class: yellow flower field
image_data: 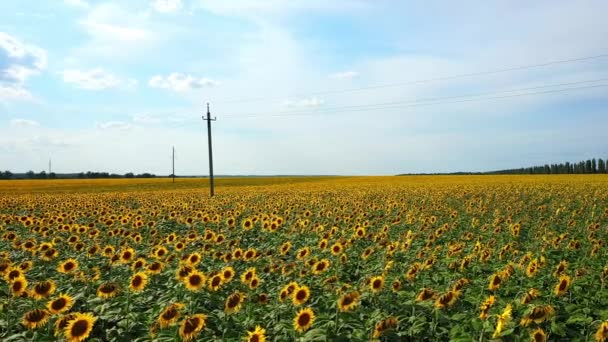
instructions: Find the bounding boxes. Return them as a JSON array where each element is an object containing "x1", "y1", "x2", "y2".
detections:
[{"x1": 1, "y1": 175, "x2": 607, "y2": 341}]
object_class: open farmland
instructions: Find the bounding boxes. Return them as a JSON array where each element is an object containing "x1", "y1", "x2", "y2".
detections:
[{"x1": 1, "y1": 176, "x2": 608, "y2": 341}]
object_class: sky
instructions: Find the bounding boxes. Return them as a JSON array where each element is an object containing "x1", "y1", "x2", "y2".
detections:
[{"x1": 1, "y1": 0, "x2": 607, "y2": 175}]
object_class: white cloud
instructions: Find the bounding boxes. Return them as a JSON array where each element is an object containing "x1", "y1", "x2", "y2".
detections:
[
  {"x1": 132, "y1": 113, "x2": 162, "y2": 124},
  {"x1": 62, "y1": 69, "x2": 136, "y2": 90},
  {"x1": 149, "y1": 73, "x2": 218, "y2": 92},
  {"x1": 81, "y1": 22, "x2": 152, "y2": 42},
  {"x1": 330, "y1": 71, "x2": 359, "y2": 80},
  {"x1": 10, "y1": 119, "x2": 39, "y2": 127},
  {"x1": 0, "y1": 32, "x2": 47, "y2": 99},
  {"x1": 282, "y1": 97, "x2": 325, "y2": 108},
  {"x1": 0, "y1": 85, "x2": 32, "y2": 100},
  {"x1": 96, "y1": 121, "x2": 133, "y2": 131},
  {"x1": 153, "y1": 0, "x2": 182, "y2": 13},
  {"x1": 64, "y1": 0, "x2": 89, "y2": 8}
]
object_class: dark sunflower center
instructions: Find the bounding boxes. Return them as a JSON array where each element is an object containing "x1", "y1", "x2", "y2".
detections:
[
  {"x1": 35, "y1": 283, "x2": 51, "y2": 294},
  {"x1": 70, "y1": 320, "x2": 89, "y2": 337},
  {"x1": 150, "y1": 263, "x2": 161, "y2": 271},
  {"x1": 189, "y1": 274, "x2": 202, "y2": 286},
  {"x1": 224, "y1": 271, "x2": 232, "y2": 278},
  {"x1": 183, "y1": 318, "x2": 200, "y2": 334},
  {"x1": 65, "y1": 262, "x2": 75, "y2": 271},
  {"x1": 342, "y1": 295, "x2": 353, "y2": 306},
  {"x1": 27, "y1": 310, "x2": 47, "y2": 322},
  {"x1": 211, "y1": 277, "x2": 221, "y2": 286},
  {"x1": 559, "y1": 281, "x2": 567, "y2": 291},
  {"x1": 52, "y1": 298, "x2": 67, "y2": 310},
  {"x1": 227, "y1": 295, "x2": 241, "y2": 308},
  {"x1": 296, "y1": 290, "x2": 307, "y2": 300},
  {"x1": 298, "y1": 313, "x2": 311, "y2": 326},
  {"x1": 250, "y1": 334, "x2": 260, "y2": 342},
  {"x1": 8, "y1": 270, "x2": 20, "y2": 279},
  {"x1": 12, "y1": 281, "x2": 23, "y2": 292},
  {"x1": 100, "y1": 284, "x2": 117, "y2": 293},
  {"x1": 373, "y1": 280, "x2": 382, "y2": 288},
  {"x1": 162, "y1": 308, "x2": 178, "y2": 320},
  {"x1": 132, "y1": 276, "x2": 143, "y2": 287}
]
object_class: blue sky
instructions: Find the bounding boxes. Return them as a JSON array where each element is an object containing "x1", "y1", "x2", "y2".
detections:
[{"x1": 1, "y1": 0, "x2": 607, "y2": 175}]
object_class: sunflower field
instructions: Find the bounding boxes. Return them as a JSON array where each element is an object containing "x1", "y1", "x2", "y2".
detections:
[{"x1": 1, "y1": 175, "x2": 608, "y2": 341}]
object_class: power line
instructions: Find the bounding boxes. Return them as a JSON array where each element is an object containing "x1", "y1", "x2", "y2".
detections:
[
  {"x1": 223, "y1": 78, "x2": 608, "y2": 118},
  {"x1": 223, "y1": 83, "x2": 608, "y2": 119},
  {"x1": 215, "y1": 53, "x2": 608, "y2": 104}
]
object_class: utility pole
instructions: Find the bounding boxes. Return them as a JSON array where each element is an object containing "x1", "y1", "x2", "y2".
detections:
[
  {"x1": 49, "y1": 158, "x2": 51, "y2": 174},
  {"x1": 172, "y1": 146, "x2": 175, "y2": 183},
  {"x1": 202, "y1": 103, "x2": 216, "y2": 196}
]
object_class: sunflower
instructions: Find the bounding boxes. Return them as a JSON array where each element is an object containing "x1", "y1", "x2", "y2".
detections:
[
  {"x1": 488, "y1": 273, "x2": 502, "y2": 291},
  {"x1": 41, "y1": 248, "x2": 59, "y2": 261},
  {"x1": 478, "y1": 295, "x2": 496, "y2": 320},
  {"x1": 130, "y1": 272, "x2": 148, "y2": 292},
  {"x1": 221, "y1": 266, "x2": 235, "y2": 283},
  {"x1": 176, "y1": 265, "x2": 195, "y2": 280},
  {"x1": 64, "y1": 312, "x2": 97, "y2": 342},
  {"x1": 4, "y1": 267, "x2": 24, "y2": 282},
  {"x1": 434, "y1": 290, "x2": 460, "y2": 309},
  {"x1": 526, "y1": 260, "x2": 539, "y2": 278},
  {"x1": 337, "y1": 291, "x2": 360, "y2": 312},
  {"x1": 240, "y1": 267, "x2": 257, "y2": 284},
  {"x1": 369, "y1": 275, "x2": 384, "y2": 293},
  {"x1": 54, "y1": 313, "x2": 78, "y2": 337},
  {"x1": 19, "y1": 260, "x2": 33, "y2": 272},
  {"x1": 596, "y1": 321, "x2": 608, "y2": 342},
  {"x1": 553, "y1": 260, "x2": 568, "y2": 277},
  {"x1": 521, "y1": 288, "x2": 540, "y2": 304},
  {"x1": 97, "y1": 282, "x2": 120, "y2": 299},
  {"x1": 10, "y1": 276, "x2": 28, "y2": 297},
  {"x1": 208, "y1": 274, "x2": 223, "y2": 291},
  {"x1": 242, "y1": 218, "x2": 254, "y2": 230},
  {"x1": 31, "y1": 280, "x2": 57, "y2": 299},
  {"x1": 131, "y1": 258, "x2": 147, "y2": 271},
  {"x1": 531, "y1": 328, "x2": 547, "y2": 342},
  {"x1": 520, "y1": 305, "x2": 555, "y2": 326},
  {"x1": 158, "y1": 303, "x2": 185, "y2": 328},
  {"x1": 554, "y1": 275, "x2": 571, "y2": 296},
  {"x1": 184, "y1": 270, "x2": 206, "y2": 292},
  {"x1": 296, "y1": 247, "x2": 310, "y2": 260},
  {"x1": 373, "y1": 317, "x2": 398, "y2": 338},
  {"x1": 292, "y1": 285, "x2": 310, "y2": 306},
  {"x1": 249, "y1": 276, "x2": 261, "y2": 289},
  {"x1": 225, "y1": 291, "x2": 246, "y2": 314},
  {"x1": 280, "y1": 242, "x2": 292, "y2": 255},
  {"x1": 243, "y1": 248, "x2": 257, "y2": 261},
  {"x1": 293, "y1": 307, "x2": 315, "y2": 333},
  {"x1": 179, "y1": 314, "x2": 207, "y2": 342},
  {"x1": 147, "y1": 261, "x2": 164, "y2": 274},
  {"x1": 311, "y1": 259, "x2": 330, "y2": 275},
  {"x1": 330, "y1": 242, "x2": 343, "y2": 255},
  {"x1": 244, "y1": 325, "x2": 266, "y2": 342},
  {"x1": 187, "y1": 252, "x2": 202, "y2": 266},
  {"x1": 47, "y1": 293, "x2": 74, "y2": 314},
  {"x1": 57, "y1": 258, "x2": 79, "y2": 274},
  {"x1": 22, "y1": 309, "x2": 50, "y2": 329},
  {"x1": 492, "y1": 304, "x2": 512, "y2": 339}
]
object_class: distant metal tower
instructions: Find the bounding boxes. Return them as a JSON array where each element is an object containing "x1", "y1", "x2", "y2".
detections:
[
  {"x1": 202, "y1": 103, "x2": 216, "y2": 196},
  {"x1": 172, "y1": 146, "x2": 175, "y2": 183}
]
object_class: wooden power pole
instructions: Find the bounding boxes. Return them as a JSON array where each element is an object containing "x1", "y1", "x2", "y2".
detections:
[{"x1": 202, "y1": 103, "x2": 216, "y2": 196}]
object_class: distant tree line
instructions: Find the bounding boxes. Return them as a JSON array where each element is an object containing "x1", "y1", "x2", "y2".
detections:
[
  {"x1": 0, "y1": 170, "x2": 157, "y2": 180},
  {"x1": 485, "y1": 158, "x2": 607, "y2": 175}
]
